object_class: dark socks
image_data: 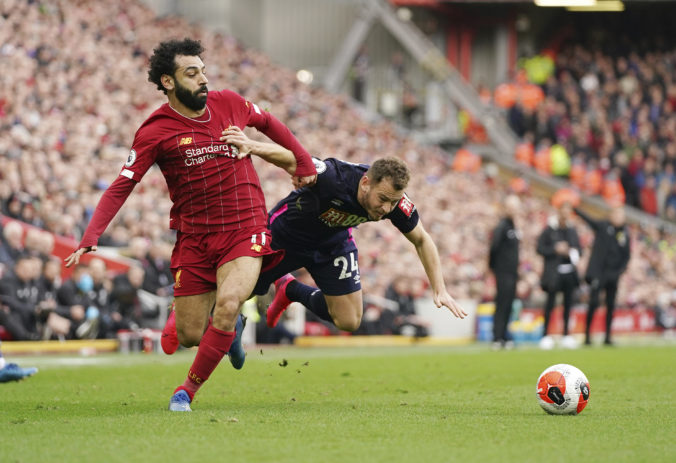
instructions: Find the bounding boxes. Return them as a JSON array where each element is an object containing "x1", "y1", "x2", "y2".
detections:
[{"x1": 285, "y1": 280, "x2": 332, "y2": 323}]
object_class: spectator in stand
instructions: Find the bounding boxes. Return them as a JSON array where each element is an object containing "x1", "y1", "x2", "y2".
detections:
[
  {"x1": 38, "y1": 257, "x2": 63, "y2": 304},
  {"x1": 141, "y1": 242, "x2": 173, "y2": 298},
  {"x1": 108, "y1": 265, "x2": 147, "y2": 332},
  {"x1": 36, "y1": 256, "x2": 73, "y2": 339},
  {"x1": 537, "y1": 202, "x2": 581, "y2": 350},
  {"x1": 0, "y1": 255, "x2": 42, "y2": 340},
  {"x1": 641, "y1": 176, "x2": 659, "y2": 215},
  {"x1": 384, "y1": 276, "x2": 429, "y2": 338},
  {"x1": 665, "y1": 183, "x2": 676, "y2": 221},
  {"x1": 88, "y1": 258, "x2": 112, "y2": 315},
  {"x1": 0, "y1": 221, "x2": 24, "y2": 268},
  {"x1": 24, "y1": 228, "x2": 55, "y2": 263},
  {"x1": 56, "y1": 265, "x2": 99, "y2": 339},
  {"x1": 615, "y1": 152, "x2": 640, "y2": 208},
  {"x1": 505, "y1": 38, "x2": 676, "y2": 220}
]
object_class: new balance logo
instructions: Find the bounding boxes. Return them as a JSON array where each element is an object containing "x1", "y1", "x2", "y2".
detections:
[{"x1": 179, "y1": 137, "x2": 193, "y2": 146}]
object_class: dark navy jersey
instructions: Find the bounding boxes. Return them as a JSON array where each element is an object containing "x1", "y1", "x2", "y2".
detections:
[{"x1": 268, "y1": 157, "x2": 419, "y2": 251}]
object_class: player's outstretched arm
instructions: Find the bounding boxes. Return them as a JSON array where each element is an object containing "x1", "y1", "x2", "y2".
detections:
[
  {"x1": 221, "y1": 126, "x2": 316, "y2": 188},
  {"x1": 64, "y1": 176, "x2": 136, "y2": 268},
  {"x1": 404, "y1": 222, "x2": 468, "y2": 319},
  {"x1": 64, "y1": 246, "x2": 97, "y2": 268}
]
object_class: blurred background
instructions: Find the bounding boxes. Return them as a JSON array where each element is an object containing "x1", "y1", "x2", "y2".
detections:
[{"x1": 1, "y1": 0, "x2": 675, "y2": 352}]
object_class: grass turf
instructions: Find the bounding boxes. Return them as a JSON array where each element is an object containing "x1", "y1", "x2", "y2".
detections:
[{"x1": 1, "y1": 343, "x2": 674, "y2": 463}]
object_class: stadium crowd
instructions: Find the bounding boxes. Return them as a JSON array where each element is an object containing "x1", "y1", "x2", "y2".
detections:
[
  {"x1": 506, "y1": 41, "x2": 676, "y2": 221},
  {"x1": 1, "y1": 0, "x2": 675, "y2": 341}
]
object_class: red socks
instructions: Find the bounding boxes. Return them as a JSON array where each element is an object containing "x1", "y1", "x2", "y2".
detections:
[{"x1": 177, "y1": 325, "x2": 234, "y2": 400}]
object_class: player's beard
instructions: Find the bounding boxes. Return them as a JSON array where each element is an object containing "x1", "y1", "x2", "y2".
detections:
[{"x1": 175, "y1": 81, "x2": 208, "y2": 111}]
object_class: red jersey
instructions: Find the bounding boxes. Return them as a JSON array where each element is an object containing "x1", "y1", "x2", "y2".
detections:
[{"x1": 78, "y1": 89, "x2": 315, "y2": 248}]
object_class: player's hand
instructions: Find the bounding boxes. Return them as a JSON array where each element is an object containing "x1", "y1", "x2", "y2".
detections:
[
  {"x1": 292, "y1": 174, "x2": 317, "y2": 189},
  {"x1": 220, "y1": 126, "x2": 251, "y2": 159},
  {"x1": 434, "y1": 291, "x2": 468, "y2": 319},
  {"x1": 64, "y1": 246, "x2": 96, "y2": 268}
]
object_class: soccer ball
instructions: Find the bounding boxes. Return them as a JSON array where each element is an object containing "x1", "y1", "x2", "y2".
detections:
[{"x1": 536, "y1": 364, "x2": 590, "y2": 415}]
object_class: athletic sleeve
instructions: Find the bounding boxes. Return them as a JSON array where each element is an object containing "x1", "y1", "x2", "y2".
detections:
[
  {"x1": 310, "y1": 157, "x2": 334, "y2": 189},
  {"x1": 228, "y1": 91, "x2": 316, "y2": 177},
  {"x1": 78, "y1": 175, "x2": 136, "y2": 248},
  {"x1": 77, "y1": 126, "x2": 158, "y2": 248},
  {"x1": 387, "y1": 193, "x2": 420, "y2": 234},
  {"x1": 118, "y1": 126, "x2": 161, "y2": 182}
]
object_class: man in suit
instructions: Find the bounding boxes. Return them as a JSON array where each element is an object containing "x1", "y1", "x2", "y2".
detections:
[
  {"x1": 537, "y1": 202, "x2": 581, "y2": 349},
  {"x1": 488, "y1": 195, "x2": 521, "y2": 350},
  {"x1": 574, "y1": 206, "x2": 630, "y2": 346}
]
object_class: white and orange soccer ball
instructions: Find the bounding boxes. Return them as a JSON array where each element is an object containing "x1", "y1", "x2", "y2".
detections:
[{"x1": 536, "y1": 364, "x2": 590, "y2": 415}]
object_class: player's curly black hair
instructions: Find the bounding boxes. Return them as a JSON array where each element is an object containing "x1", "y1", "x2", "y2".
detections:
[
  {"x1": 366, "y1": 157, "x2": 411, "y2": 191},
  {"x1": 147, "y1": 38, "x2": 205, "y2": 94}
]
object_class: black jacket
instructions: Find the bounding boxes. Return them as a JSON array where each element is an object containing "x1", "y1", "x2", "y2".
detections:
[
  {"x1": 489, "y1": 217, "x2": 520, "y2": 275},
  {"x1": 574, "y1": 208, "x2": 631, "y2": 283},
  {"x1": 536, "y1": 217, "x2": 581, "y2": 292},
  {"x1": 0, "y1": 273, "x2": 40, "y2": 316},
  {"x1": 142, "y1": 257, "x2": 173, "y2": 294}
]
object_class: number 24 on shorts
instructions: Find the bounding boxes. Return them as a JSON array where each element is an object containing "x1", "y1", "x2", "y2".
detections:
[{"x1": 334, "y1": 252, "x2": 359, "y2": 282}]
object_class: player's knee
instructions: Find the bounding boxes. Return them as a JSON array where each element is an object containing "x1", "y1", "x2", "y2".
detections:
[
  {"x1": 177, "y1": 326, "x2": 202, "y2": 347},
  {"x1": 212, "y1": 295, "x2": 240, "y2": 330},
  {"x1": 333, "y1": 312, "x2": 362, "y2": 332}
]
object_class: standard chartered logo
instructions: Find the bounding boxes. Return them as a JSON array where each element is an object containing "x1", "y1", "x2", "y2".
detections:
[{"x1": 183, "y1": 144, "x2": 238, "y2": 166}]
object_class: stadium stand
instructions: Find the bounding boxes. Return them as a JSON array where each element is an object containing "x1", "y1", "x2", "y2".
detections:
[
  {"x1": 504, "y1": 36, "x2": 676, "y2": 221},
  {"x1": 0, "y1": 0, "x2": 675, "y2": 341}
]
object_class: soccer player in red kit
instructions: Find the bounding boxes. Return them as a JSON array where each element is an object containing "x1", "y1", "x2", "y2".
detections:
[{"x1": 65, "y1": 38, "x2": 316, "y2": 412}]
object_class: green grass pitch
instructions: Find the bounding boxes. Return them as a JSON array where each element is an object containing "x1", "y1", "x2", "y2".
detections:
[{"x1": 1, "y1": 344, "x2": 674, "y2": 463}]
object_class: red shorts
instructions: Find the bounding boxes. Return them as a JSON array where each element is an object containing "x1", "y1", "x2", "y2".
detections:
[{"x1": 170, "y1": 226, "x2": 283, "y2": 297}]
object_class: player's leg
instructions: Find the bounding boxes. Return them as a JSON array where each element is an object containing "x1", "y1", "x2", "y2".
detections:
[
  {"x1": 269, "y1": 248, "x2": 363, "y2": 331},
  {"x1": 174, "y1": 292, "x2": 215, "y2": 347},
  {"x1": 325, "y1": 291, "x2": 363, "y2": 332},
  {"x1": 173, "y1": 256, "x2": 262, "y2": 405},
  {"x1": 162, "y1": 264, "x2": 216, "y2": 354},
  {"x1": 259, "y1": 252, "x2": 313, "y2": 327},
  {"x1": 167, "y1": 291, "x2": 215, "y2": 411},
  {"x1": 164, "y1": 232, "x2": 216, "y2": 354},
  {"x1": 269, "y1": 276, "x2": 363, "y2": 332},
  {"x1": 255, "y1": 252, "x2": 304, "y2": 327},
  {"x1": 161, "y1": 300, "x2": 179, "y2": 354}
]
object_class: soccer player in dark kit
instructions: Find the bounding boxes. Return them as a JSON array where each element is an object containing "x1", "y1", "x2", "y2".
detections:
[
  {"x1": 247, "y1": 129, "x2": 466, "y2": 329},
  {"x1": 160, "y1": 127, "x2": 466, "y2": 341},
  {"x1": 65, "y1": 38, "x2": 316, "y2": 412}
]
